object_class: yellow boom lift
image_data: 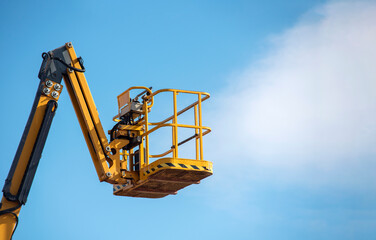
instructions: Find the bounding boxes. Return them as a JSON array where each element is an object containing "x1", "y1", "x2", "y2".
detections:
[{"x1": 0, "y1": 42, "x2": 212, "y2": 240}]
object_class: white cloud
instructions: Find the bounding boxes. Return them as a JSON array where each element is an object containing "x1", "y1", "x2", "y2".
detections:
[{"x1": 206, "y1": 0, "x2": 376, "y2": 190}]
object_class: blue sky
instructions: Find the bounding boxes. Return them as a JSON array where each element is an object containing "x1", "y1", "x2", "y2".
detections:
[{"x1": 1, "y1": 0, "x2": 376, "y2": 239}]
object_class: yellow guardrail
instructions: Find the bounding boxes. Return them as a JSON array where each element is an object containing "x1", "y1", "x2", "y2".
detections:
[
  {"x1": 142, "y1": 89, "x2": 210, "y2": 165},
  {"x1": 113, "y1": 87, "x2": 211, "y2": 167}
]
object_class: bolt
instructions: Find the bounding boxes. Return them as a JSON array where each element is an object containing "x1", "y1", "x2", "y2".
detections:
[
  {"x1": 43, "y1": 88, "x2": 50, "y2": 95},
  {"x1": 51, "y1": 91, "x2": 59, "y2": 99},
  {"x1": 46, "y1": 80, "x2": 53, "y2": 88},
  {"x1": 54, "y1": 83, "x2": 61, "y2": 91},
  {"x1": 106, "y1": 172, "x2": 112, "y2": 177},
  {"x1": 67, "y1": 42, "x2": 72, "y2": 48},
  {"x1": 68, "y1": 68, "x2": 73, "y2": 73},
  {"x1": 105, "y1": 146, "x2": 111, "y2": 152}
]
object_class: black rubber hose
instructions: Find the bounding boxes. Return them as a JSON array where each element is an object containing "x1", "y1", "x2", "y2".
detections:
[{"x1": 42, "y1": 52, "x2": 86, "y2": 72}]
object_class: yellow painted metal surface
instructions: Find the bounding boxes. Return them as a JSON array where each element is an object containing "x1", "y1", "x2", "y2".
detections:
[
  {"x1": 113, "y1": 158, "x2": 212, "y2": 198},
  {"x1": 0, "y1": 80, "x2": 62, "y2": 240},
  {"x1": 141, "y1": 157, "x2": 213, "y2": 178},
  {"x1": 111, "y1": 87, "x2": 212, "y2": 197},
  {"x1": 0, "y1": 197, "x2": 21, "y2": 240},
  {"x1": 64, "y1": 43, "x2": 110, "y2": 181}
]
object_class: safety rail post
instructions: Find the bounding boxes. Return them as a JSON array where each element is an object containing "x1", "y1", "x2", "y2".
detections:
[
  {"x1": 172, "y1": 91, "x2": 178, "y2": 158},
  {"x1": 139, "y1": 137, "x2": 145, "y2": 169},
  {"x1": 144, "y1": 100, "x2": 149, "y2": 166},
  {"x1": 194, "y1": 105, "x2": 199, "y2": 160},
  {"x1": 198, "y1": 93, "x2": 203, "y2": 160}
]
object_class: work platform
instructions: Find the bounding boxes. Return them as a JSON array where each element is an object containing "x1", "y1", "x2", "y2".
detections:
[
  {"x1": 110, "y1": 87, "x2": 212, "y2": 198},
  {"x1": 114, "y1": 158, "x2": 212, "y2": 198}
]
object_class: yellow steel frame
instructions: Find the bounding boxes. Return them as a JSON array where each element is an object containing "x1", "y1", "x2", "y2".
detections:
[
  {"x1": 63, "y1": 43, "x2": 111, "y2": 181},
  {"x1": 0, "y1": 80, "x2": 62, "y2": 240},
  {"x1": 113, "y1": 87, "x2": 212, "y2": 182},
  {"x1": 63, "y1": 44, "x2": 147, "y2": 185},
  {"x1": 147, "y1": 90, "x2": 210, "y2": 158}
]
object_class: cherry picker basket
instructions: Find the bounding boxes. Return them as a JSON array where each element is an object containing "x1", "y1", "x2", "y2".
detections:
[{"x1": 111, "y1": 87, "x2": 212, "y2": 198}]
